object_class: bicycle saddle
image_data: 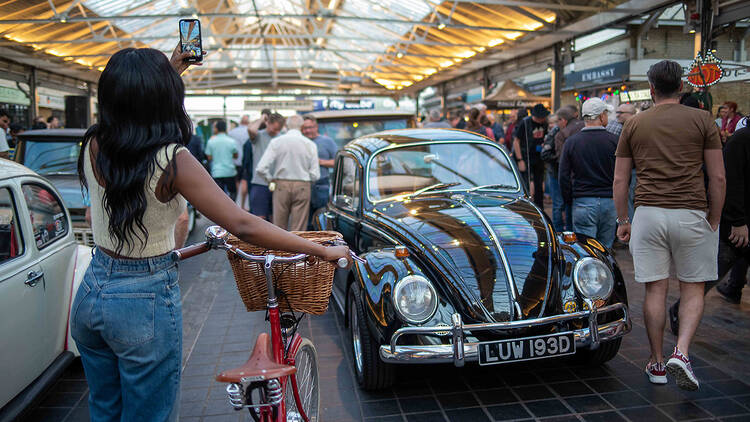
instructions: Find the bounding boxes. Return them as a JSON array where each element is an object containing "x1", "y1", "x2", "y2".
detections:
[{"x1": 216, "y1": 333, "x2": 297, "y2": 383}]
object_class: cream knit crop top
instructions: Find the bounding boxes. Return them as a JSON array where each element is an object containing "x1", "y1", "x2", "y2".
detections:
[{"x1": 84, "y1": 143, "x2": 187, "y2": 258}]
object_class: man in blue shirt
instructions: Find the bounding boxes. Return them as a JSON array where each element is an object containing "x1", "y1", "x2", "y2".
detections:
[
  {"x1": 302, "y1": 116, "x2": 337, "y2": 227},
  {"x1": 205, "y1": 120, "x2": 239, "y2": 201}
]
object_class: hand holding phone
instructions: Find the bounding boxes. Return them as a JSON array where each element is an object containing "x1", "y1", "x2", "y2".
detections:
[{"x1": 179, "y1": 19, "x2": 203, "y2": 64}]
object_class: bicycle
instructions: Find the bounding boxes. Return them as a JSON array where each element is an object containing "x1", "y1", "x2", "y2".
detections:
[{"x1": 174, "y1": 225, "x2": 360, "y2": 422}]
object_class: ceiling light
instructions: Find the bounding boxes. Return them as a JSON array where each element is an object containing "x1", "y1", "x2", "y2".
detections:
[
  {"x1": 218, "y1": 48, "x2": 223, "y2": 53},
  {"x1": 477, "y1": 47, "x2": 486, "y2": 52},
  {"x1": 315, "y1": 14, "x2": 323, "y2": 21},
  {"x1": 506, "y1": 32, "x2": 522, "y2": 40},
  {"x1": 457, "y1": 50, "x2": 476, "y2": 58},
  {"x1": 546, "y1": 65, "x2": 553, "y2": 72},
  {"x1": 414, "y1": 75, "x2": 423, "y2": 81},
  {"x1": 439, "y1": 60, "x2": 454, "y2": 68},
  {"x1": 98, "y1": 66, "x2": 105, "y2": 71},
  {"x1": 401, "y1": 81, "x2": 413, "y2": 87},
  {"x1": 60, "y1": 17, "x2": 67, "y2": 23},
  {"x1": 689, "y1": 29, "x2": 696, "y2": 33},
  {"x1": 488, "y1": 39, "x2": 504, "y2": 47},
  {"x1": 396, "y1": 52, "x2": 404, "y2": 58},
  {"x1": 423, "y1": 68, "x2": 437, "y2": 75},
  {"x1": 438, "y1": 23, "x2": 446, "y2": 30},
  {"x1": 242, "y1": 79, "x2": 247, "y2": 83}
]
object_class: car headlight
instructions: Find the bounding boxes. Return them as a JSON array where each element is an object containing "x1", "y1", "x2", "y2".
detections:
[
  {"x1": 573, "y1": 257, "x2": 614, "y2": 300},
  {"x1": 393, "y1": 275, "x2": 438, "y2": 324}
]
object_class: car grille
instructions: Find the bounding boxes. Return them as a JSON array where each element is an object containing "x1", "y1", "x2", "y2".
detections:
[{"x1": 74, "y1": 227, "x2": 95, "y2": 247}]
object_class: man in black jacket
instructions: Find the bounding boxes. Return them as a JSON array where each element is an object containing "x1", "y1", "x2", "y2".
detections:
[{"x1": 559, "y1": 98, "x2": 618, "y2": 247}]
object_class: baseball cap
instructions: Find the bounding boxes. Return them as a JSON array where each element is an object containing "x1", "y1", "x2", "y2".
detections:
[{"x1": 581, "y1": 98, "x2": 615, "y2": 118}]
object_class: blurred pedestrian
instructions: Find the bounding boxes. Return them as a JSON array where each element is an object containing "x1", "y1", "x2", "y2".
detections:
[
  {"x1": 8, "y1": 123, "x2": 25, "y2": 149},
  {"x1": 452, "y1": 110, "x2": 467, "y2": 129},
  {"x1": 465, "y1": 108, "x2": 490, "y2": 137},
  {"x1": 186, "y1": 131, "x2": 206, "y2": 167},
  {"x1": 302, "y1": 116, "x2": 337, "y2": 223},
  {"x1": 513, "y1": 103, "x2": 549, "y2": 208},
  {"x1": 715, "y1": 105, "x2": 727, "y2": 128},
  {"x1": 503, "y1": 109, "x2": 519, "y2": 151},
  {"x1": 614, "y1": 60, "x2": 724, "y2": 390},
  {"x1": 559, "y1": 98, "x2": 618, "y2": 247},
  {"x1": 606, "y1": 103, "x2": 636, "y2": 136},
  {"x1": 256, "y1": 115, "x2": 320, "y2": 231},
  {"x1": 47, "y1": 115, "x2": 60, "y2": 129},
  {"x1": 479, "y1": 114, "x2": 495, "y2": 140},
  {"x1": 545, "y1": 105, "x2": 583, "y2": 231},
  {"x1": 607, "y1": 103, "x2": 637, "y2": 221},
  {"x1": 423, "y1": 109, "x2": 451, "y2": 128},
  {"x1": 71, "y1": 47, "x2": 349, "y2": 422},
  {"x1": 205, "y1": 120, "x2": 239, "y2": 201},
  {"x1": 0, "y1": 109, "x2": 10, "y2": 159},
  {"x1": 720, "y1": 101, "x2": 741, "y2": 143},
  {"x1": 31, "y1": 117, "x2": 47, "y2": 130},
  {"x1": 248, "y1": 112, "x2": 284, "y2": 220},
  {"x1": 490, "y1": 112, "x2": 505, "y2": 143},
  {"x1": 228, "y1": 114, "x2": 250, "y2": 206}
]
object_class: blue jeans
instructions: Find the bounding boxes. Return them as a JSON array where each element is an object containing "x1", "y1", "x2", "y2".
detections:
[
  {"x1": 546, "y1": 171, "x2": 572, "y2": 232},
  {"x1": 71, "y1": 249, "x2": 182, "y2": 422},
  {"x1": 572, "y1": 197, "x2": 617, "y2": 248}
]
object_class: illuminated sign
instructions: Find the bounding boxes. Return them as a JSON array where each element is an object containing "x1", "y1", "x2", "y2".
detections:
[
  {"x1": 686, "y1": 51, "x2": 724, "y2": 88},
  {"x1": 620, "y1": 89, "x2": 651, "y2": 102},
  {"x1": 244, "y1": 100, "x2": 314, "y2": 110}
]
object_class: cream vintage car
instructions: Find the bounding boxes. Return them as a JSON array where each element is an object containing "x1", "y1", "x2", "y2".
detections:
[{"x1": 0, "y1": 159, "x2": 92, "y2": 420}]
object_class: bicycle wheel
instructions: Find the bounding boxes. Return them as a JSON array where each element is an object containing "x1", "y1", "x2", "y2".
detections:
[{"x1": 285, "y1": 337, "x2": 320, "y2": 422}]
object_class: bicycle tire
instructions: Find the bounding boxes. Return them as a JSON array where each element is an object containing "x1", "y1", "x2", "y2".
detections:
[{"x1": 285, "y1": 337, "x2": 320, "y2": 422}]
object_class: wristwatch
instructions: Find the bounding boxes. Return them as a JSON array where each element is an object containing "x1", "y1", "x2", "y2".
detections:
[{"x1": 616, "y1": 217, "x2": 630, "y2": 225}]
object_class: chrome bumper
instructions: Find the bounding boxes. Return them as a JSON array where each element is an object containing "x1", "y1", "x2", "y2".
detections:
[{"x1": 379, "y1": 302, "x2": 630, "y2": 366}]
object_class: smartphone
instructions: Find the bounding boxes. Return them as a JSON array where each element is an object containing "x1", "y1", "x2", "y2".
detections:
[{"x1": 179, "y1": 19, "x2": 203, "y2": 63}]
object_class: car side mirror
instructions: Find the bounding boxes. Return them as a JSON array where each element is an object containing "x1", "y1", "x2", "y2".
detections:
[{"x1": 334, "y1": 195, "x2": 353, "y2": 209}]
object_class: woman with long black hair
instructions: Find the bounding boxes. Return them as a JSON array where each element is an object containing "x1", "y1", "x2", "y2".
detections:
[{"x1": 70, "y1": 47, "x2": 349, "y2": 421}]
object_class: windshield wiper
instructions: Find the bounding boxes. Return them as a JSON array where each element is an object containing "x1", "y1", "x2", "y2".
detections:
[
  {"x1": 408, "y1": 182, "x2": 461, "y2": 198},
  {"x1": 467, "y1": 184, "x2": 517, "y2": 192}
]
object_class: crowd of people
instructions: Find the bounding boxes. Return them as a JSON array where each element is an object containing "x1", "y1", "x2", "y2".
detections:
[
  {"x1": 415, "y1": 60, "x2": 748, "y2": 391},
  {"x1": 0, "y1": 109, "x2": 63, "y2": 159},
  {"x1": 189, "y1": 109, "x2": 336, "y2": 233}
]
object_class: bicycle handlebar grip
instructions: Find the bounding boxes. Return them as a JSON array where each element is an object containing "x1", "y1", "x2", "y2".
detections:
[
  {"x1": 337, "y1": 257, "x2": 348, "y2": 268},
  {"x1": 174, "y1": 242, "x2": 210, "y2": 260}
]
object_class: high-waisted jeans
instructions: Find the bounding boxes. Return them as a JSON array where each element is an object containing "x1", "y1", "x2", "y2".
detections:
[{"x1": 71, "y1": 248, "x2": 181, "y2": 422}]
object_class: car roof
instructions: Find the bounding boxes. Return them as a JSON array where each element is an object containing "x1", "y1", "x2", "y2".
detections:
[
  {"x1": 0, "y1": 158, "x2": 38, "y2": 180},
  {"x1": 342, "y1": 128, "x2": 495, "y2": 159},
  {"x1": 305, "y1": 109, "x2": 414, "y2": 120},
  {"x1": 17, "y1": 128, "x2": 87, "y2": 140}
]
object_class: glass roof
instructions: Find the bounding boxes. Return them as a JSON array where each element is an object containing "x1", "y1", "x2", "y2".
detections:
[{"x1": 1, "y1": 0, "x2": 571, "y2": 93}]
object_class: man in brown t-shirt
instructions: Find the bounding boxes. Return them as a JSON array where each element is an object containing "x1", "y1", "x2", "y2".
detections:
[{"x1": 614, "y1": 60, "x2": 725, "y2": 391}]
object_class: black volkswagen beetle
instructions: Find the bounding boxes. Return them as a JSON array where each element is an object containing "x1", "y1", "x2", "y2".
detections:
[{"x1": 314, "y1": 129, "x2": 631, "y2": 390}]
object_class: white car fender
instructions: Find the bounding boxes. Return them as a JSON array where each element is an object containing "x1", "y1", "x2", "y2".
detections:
[{"x1": 66, "y1": 244, "x2": 93, "y2": 357}]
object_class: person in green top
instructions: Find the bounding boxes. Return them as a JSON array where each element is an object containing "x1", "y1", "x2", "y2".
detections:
[{"x1": 205, "y1": 120, "x2": 239, "y2": 200}]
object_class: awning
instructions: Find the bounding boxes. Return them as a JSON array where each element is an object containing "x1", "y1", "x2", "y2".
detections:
[{"x1": 482, "y1": 80, "x2": 549, "y2": 109}]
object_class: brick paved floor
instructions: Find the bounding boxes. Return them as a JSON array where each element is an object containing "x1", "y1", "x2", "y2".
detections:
[{"x1": 21, "y1": 219, "x2": 750, "y2": 422}]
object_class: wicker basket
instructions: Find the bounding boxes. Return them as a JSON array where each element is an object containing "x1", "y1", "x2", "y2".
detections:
[{"x1": 226, "y1": 231, "x2": 343, "y2": 315}]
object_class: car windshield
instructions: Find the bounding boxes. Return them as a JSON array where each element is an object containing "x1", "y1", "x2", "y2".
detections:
[
  {"x1": 318, "y1": 118, "x2": 408, "y2": 149},
  {"x1": 22, "y1": 140, "x2": 81, "y2": 175},
  {"x1": 368, "y1": 142, "x2": 519, "y2": 202}
]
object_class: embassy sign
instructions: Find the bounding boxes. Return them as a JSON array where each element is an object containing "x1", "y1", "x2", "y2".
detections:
[
  {"x1": 566, "y1": 61, "x2": 630, "y2": 88},
  {"x1": 523, "y1": 61, "x2": 630, "y2": 95}
]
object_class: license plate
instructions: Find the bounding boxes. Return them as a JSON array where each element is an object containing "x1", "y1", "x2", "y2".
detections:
[{"x1": 478, "y1": 332, "x2": 576, "y2": 365}]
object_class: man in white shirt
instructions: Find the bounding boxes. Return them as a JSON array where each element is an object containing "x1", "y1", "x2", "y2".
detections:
[
  {"x1": 255, "y1": 115, "x2": 320, "y2": 231},
  {"x1": 0, "y1": 110, "x2": 11, "y2": 159},
  {"x1": 227, "y1": 115, "x2": 250, "y2": 206}
]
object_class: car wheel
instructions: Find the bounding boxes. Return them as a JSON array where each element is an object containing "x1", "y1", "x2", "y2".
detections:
[
  {"x1": 576, "y1": 337, "x2": 622, "y2": 365},
  {"x1": 187, "y1": 206, "x2": 195, "y2": 233},
  {"x1": 348, "y1": 283, "x2": 394, "y2": 390}
]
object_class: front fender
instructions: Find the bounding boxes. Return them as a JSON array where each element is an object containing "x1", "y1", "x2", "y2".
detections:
[
  {"x1": 557, "y1": 233, "x2": 628, "y2": 318},
  {"x1": 66, "y1": 245, "x2": 93, "y2": 356},
  {"x1": 350, "y1": 249, "x2": 458, "y2": 346}
]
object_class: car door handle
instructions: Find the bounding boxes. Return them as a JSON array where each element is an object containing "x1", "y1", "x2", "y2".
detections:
[{"x1": 25, "y1": 271, "x2": 45, "y2": 287}]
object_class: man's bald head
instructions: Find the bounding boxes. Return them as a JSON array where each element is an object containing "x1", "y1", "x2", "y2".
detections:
[
  {"x1": 240, "y1": 114, "x2": 250, "y2": 125},
  {"x1": 616, "y1": 104, "x2": 636, "y2": 124}
]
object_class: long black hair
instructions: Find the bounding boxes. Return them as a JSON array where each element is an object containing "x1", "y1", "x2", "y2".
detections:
[{"x1": 78, "y1": 48, "x2": 191, "y2": 254}]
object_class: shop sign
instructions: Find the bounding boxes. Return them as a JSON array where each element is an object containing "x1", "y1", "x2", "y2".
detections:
[
  {"x1": 38, "y1": 94, "x2": 65, "y2": 110},
  {"x1": 620, "y1": 89, "x2": 651, "y2": 102},
  {"x1": 566, "y1": 61, "x2": 630, "y2": 87},
  {"x1": 244, "y1": 99, "x2": 314, "y2": 111},
  {"x1": 0, "y1": 86, "x2": 30, "y2": 106},
  {"x1": 686, "y1": 51, "x2": 724, "y2": 88}
]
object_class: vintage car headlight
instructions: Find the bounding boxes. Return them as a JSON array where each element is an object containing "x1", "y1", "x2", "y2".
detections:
[
  {"x1": 573, "y1": 257, "x2": 614, "y2": 300},
  {"x1": 393, "y1": 275, "x2": 438, "y2": 324}
]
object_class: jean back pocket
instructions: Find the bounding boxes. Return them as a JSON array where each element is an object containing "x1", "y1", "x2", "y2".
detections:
[{"x1": 101, "y1": 292, "x2": 156, "y2": 346}]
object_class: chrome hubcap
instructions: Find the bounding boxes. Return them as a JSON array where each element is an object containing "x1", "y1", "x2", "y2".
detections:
[{"x1": 350, "y1": 296, "x2": 364, "y2": 374}]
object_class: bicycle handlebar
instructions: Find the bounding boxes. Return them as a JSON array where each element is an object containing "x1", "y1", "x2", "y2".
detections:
[{"x1": 173, "y1": 225, "x2": 363, "y2": 269}]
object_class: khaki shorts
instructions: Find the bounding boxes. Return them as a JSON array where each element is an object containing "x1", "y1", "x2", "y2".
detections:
[{"x1": 630, "y1": 206, "x2": 718, "y2": 283}]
